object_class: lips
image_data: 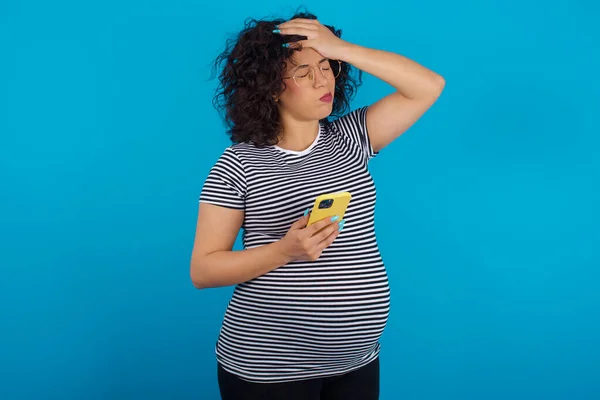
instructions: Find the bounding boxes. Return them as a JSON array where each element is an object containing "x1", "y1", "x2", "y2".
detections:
[{"x1": 320, "y1": 93, "x2": 333, "y2": 102}]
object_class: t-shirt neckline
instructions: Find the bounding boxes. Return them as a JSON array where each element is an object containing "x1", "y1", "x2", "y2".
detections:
[{"x1": 273, "y1": 124, "x2": 322, "y2": 156}]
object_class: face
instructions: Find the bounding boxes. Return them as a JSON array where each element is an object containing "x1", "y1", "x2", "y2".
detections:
[{"x1": 277, "y1": 47, "x2": 338, "y2": 122}]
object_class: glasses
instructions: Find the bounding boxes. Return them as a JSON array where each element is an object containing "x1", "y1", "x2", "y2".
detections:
[{"x1": 283, "y1": 58, "x2": 342, "y2": 87}]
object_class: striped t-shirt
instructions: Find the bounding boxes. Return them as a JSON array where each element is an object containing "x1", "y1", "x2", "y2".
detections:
[{"x1": 199, "y1": 106, "x2": 391, "y2": 383}]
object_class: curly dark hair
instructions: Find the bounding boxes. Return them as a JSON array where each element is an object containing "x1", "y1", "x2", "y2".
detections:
[{"x1": 210, "y1": 9, "x2": 363, "y2": 147}]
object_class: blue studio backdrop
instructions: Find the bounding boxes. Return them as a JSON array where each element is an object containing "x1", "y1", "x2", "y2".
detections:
[{"x1": 1, "y1": 1, "x2": 599, "y2": 399}]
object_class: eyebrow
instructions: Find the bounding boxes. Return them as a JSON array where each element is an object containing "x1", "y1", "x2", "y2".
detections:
[{"x1": 294, "y1": 58, "x2": 328, "y2": 71}]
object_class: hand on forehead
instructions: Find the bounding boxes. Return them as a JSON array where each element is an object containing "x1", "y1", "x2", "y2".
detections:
[{"x1": 285, "y1": 48, "x2": 326, "y2": 71}]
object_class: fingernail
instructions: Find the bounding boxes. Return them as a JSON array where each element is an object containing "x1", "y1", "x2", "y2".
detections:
[
  {"x1": 331, "y1": 216, "x2": 339, "y2": 222},
  {"x1": 338, "y1": 220, "x2": 345, "y2": 231},
  {"x1": 303, "y1": 208, "x2": 310, "y2": 216},
  {"x1": 282, "y1": 43, "x2": 290, "y2": 48},
  {"x1": 273, "y1": 29, "x2": 280, "y2": 33}
]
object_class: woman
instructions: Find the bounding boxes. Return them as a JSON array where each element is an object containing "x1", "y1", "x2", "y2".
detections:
[{"x1": 190, "y1": 10, "x2": 444, "y2": 400}]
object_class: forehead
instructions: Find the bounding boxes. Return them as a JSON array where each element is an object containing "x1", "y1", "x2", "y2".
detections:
[{"x1": 286, "y1": 47, "x2": 325, "y2": 68}]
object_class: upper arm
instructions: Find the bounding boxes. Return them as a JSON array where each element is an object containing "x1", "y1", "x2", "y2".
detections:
[
  {"x1": 191, "y1": 202, "x2": 244, "y2": 259},
  {"x1": 191, "y1": 146, "x2": 247, "y2": 272},
  {"x1": 331, "y1": 85, "x2": 443, "y2": 164},
  {"x1": 367, "y1": 79, "x2": 445, "y2": 153}
]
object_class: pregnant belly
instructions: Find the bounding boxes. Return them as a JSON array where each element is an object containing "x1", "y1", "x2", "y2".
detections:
[{"x1": 225, "y1": 263, "x2": 390, "y2": 349}]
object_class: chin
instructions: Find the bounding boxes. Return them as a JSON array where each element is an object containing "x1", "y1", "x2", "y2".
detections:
[
  {"x1": 294, "y1": 104, "x2": 333, "y2": 122},
  {"x1": 315, "y1": 105, "x2": 333, "y2": 120}
]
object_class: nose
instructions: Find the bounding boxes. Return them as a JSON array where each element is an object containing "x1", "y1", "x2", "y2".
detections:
[{"x1": 311, "y1": 67, "x2": 328, "y2": 88}]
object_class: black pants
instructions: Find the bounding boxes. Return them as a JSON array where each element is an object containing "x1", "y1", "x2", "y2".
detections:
[{"x1": 217, "y1": 357, "x2": 380, "y2": 400}]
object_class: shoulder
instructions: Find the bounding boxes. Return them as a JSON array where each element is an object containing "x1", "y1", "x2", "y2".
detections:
[
  {"x1": 227, "y1": 141, "x2": 280, "y2": 165},
  {"x1": 212, "y1": 145, "x2": 243, "y2": 168},
  {"x1": 327, "y1": 106, "x2": 369, "y2": 133},
  {"x1": 213, "y1": 141, "x2": 259, "y2": 163},
  {"x1": 325, "y1": 105, "x2": 377, "y2": 161}
]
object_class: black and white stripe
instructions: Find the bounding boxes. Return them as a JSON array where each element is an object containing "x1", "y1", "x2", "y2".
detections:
[{"x1": 199, "y1": 106, "x2": 390, "y2": 383}]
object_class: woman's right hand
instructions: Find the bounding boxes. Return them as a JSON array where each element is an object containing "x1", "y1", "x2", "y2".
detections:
[{"x1": 277, "y1": 212, "x2": 344, "y2": 262}]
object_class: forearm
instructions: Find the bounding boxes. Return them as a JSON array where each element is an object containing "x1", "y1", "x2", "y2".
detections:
[
  {"x1": 190, "y1": 240, "x2": 291, "y2": 289},
  {"x1": 341, "y1": 42, "x2": 444, "y2": 100}
]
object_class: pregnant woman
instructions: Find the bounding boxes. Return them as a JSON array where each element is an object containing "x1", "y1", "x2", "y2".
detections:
[{"x1": 190, "y1": 10, "x2": 445, "y2": 400}]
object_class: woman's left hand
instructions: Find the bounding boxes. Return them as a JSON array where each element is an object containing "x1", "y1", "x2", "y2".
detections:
[{"x1": 276, "y1": 18, "x2": 351, "y2": 60}]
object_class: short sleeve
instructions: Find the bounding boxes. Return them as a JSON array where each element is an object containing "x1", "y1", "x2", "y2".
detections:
[
  {"x1": 331, "y1": 105, "x2": 378, "y2": 162},
  {"x1": 199, "y1": 147, "x2": 246, "y2": 210}
]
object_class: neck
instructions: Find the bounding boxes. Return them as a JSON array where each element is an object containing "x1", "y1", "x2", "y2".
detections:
[{"x1": 276, "y1": 114, "x2": 320, "y2": 152}]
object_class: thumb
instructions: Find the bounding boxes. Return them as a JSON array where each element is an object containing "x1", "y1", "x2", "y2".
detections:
[{"x1": 291, "y1": 208, "x2": 311, "y2": 229}]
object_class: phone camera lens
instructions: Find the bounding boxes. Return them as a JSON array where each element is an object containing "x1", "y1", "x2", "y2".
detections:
[{"x1": 319, "y1": 199, "x2": 333, "y2": 209}]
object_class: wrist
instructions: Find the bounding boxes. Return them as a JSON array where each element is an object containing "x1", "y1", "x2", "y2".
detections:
[
  {"x1": 338, "y1": 41, "x2": 361, "y2": 63},
  {"x1": 270, "y1": 239, "x2": 294, "y2": 265}
]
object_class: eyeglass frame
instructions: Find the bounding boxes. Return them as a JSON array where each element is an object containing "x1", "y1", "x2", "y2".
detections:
[{"x1": 282, "y1": 58, "x2": 342, "y2": 87}]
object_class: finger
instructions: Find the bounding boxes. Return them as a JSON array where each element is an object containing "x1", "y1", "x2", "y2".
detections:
[
  {"x1": 279, "y1": 18, "x2": 319, "y2": 27},
  {"x1": 291, "y1": 218, "x2": 306, "y2": 230},
  {"x1": 310, "y1": 220, "x2": 340, "y2": 245},
  {"x1": 279, "y1": 27, "x2": 318, "y2": 40},
  {"x1": 277, "y1": 19, "x2": 316, "y2": 28},
  {"x1": 316, "y1": 226, "x2": 339, "y2": 250},
  {"x1": 285, "y1": 18, "x2": 320, "y2": 25},
  {"x1": 291, "y1": 211, "x2": 310, "y2": 229},
  {"x1": 306, "y1": 215, "x2": 339, "y2": 236}
]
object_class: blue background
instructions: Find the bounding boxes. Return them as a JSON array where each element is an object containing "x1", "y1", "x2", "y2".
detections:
[{"x1": 1, "y1": 1, "x2": 599, "y2": 399}]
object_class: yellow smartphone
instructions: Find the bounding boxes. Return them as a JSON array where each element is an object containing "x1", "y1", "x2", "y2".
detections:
[{"x1": 307, "y1": 191, "x2": 352, "y2": 226}]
